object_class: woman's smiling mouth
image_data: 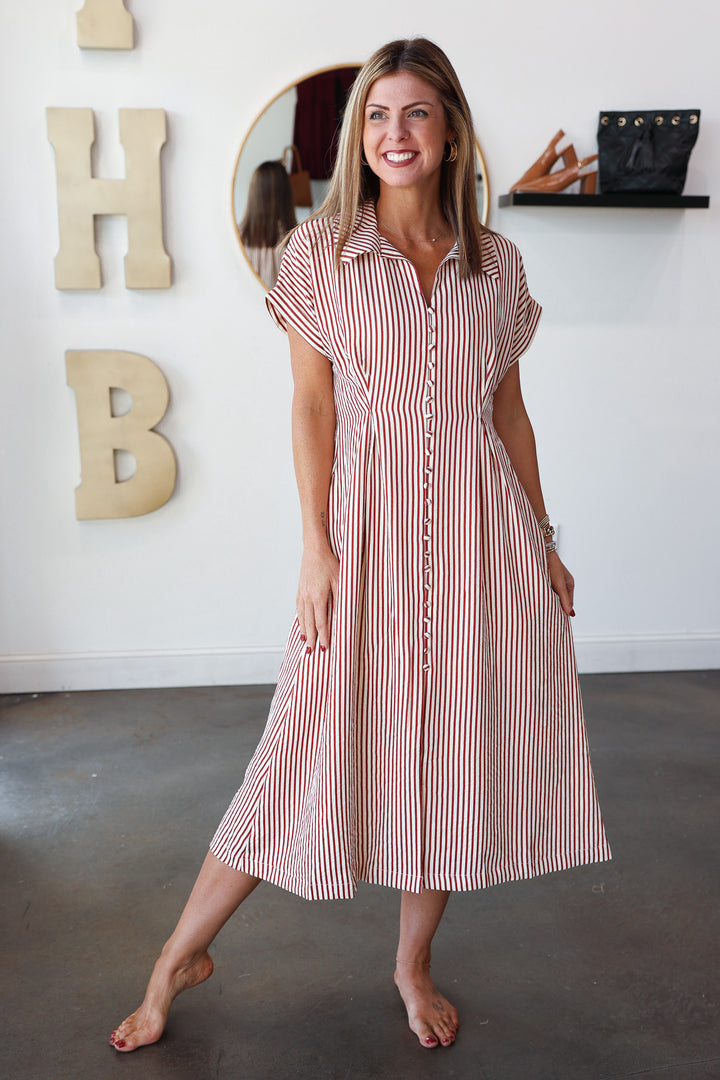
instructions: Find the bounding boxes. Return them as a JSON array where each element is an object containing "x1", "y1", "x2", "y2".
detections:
[{"x1": 384, "y1": 151, "x2": 418, "y2": 165}]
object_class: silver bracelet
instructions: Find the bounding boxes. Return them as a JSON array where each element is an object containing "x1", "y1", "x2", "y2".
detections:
[{"x1": 545, "y1": 540, "x2": 558, "y2": 555}]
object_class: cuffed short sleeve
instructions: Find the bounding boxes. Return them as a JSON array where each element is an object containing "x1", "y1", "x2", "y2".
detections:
[
  {"x1": 265, "y1": 226, "x2": 328, "y2": 356},
  {"x1": 509, "y1": 258, "x2": 542, "y2": 365}
]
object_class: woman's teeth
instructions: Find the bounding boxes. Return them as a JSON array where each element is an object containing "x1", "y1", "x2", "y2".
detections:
[{"x1": 385, "y1": 152, "x2": 416, "y2": 162}]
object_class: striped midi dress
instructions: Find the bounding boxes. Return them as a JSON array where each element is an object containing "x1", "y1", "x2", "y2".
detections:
[{"x1": 211, "y1": 203, "x2": 611, "y2": 899}]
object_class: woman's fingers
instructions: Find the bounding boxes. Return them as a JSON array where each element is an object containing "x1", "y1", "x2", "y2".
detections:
[
  {"x1": 562, "y1": 566, "x2": 575, "y2": 615},
  {"x1": 296, "y1": 592, "x2": 306, "y2": 643},
  {"x1": 297, "y1": 550, "x2": 339, "y2": 654},
  {"x1": 298, "y1": 592, "x2": 329, "y2": 653},
  {"x1": 306, "y1": 588, "x2": 334, "y2": 652},
  {"x1": 314, "y1": 601, "x2": 329, "y2": 652},
  {"x1": 303, "y1": 598, "x2": 318, "y2": 651},
  {"x1": 565, "y1": 573, "x2": 575, "y2": 612},
  {"x1": 315, "y1": 574, "x2": 338, "y2": 652},
  {"x1": 548, "y1": 554, "x2": 576, "y2": 617},
  {"x1": 317, "y1": 574, "x2": 338, "y2": 648}
]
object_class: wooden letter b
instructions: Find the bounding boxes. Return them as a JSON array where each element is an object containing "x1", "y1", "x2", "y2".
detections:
[{"x1": 66, "y1": 350, "x2": 177, "y2": 519}]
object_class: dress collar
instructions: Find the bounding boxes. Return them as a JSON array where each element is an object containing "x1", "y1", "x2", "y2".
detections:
[{"x1": 339, "y1": 201, "x2": 499, "y2": 279}]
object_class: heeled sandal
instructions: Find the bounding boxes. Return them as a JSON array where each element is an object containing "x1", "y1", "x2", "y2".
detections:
[
  {"x1": 510, "y1": 130, "x2": 578, "y2": 192},
  {"x1": 511, "y1": 154, "x2": 598, "y2": 194}
]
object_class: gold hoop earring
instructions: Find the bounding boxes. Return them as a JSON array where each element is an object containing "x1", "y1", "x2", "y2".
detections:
[{"x1": 444, "y1": 141, "x2": 458, "y2": 163}]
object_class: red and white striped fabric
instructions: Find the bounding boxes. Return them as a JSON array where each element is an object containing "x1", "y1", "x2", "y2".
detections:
[{"x1": 211, "y1": 203, "x2": 611, "y2": 899}]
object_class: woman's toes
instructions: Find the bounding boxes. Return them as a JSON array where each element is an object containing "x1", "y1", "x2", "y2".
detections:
[
  {"x1": 109, "y1": 1018, "x2": 138, "y2": 1051},
  {"x1": 412, "y1": 1020, "x2": 439, "y2": 1048},
  {"x1": 435, "y1": 1017, "x2": 457, "y2": 1046}
]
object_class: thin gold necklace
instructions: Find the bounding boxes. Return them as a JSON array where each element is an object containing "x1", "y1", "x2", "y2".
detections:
[{"x1": 378, "y1": 220, "x2": 452, "y2": 245}]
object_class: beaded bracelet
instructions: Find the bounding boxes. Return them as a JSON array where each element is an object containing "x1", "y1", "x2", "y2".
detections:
[
  {"x1": 538, "y1": 515, "x2": 558, "y2": 556},
  {"x1": 537, "y1": 514, "x2": 555, "y2": 542}
]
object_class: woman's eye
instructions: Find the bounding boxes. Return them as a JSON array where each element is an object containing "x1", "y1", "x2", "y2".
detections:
[
  {"x1": 409, "y1": 109, "x2": 428, "y2": 118},
  {"x1": 368, "y1": 111, "x2": 386, "y2": 121}
]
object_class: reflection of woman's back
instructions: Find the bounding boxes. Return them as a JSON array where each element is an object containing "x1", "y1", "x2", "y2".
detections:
[{"x1": 239, "y1": 161, "x2": 297, "y2": 289}]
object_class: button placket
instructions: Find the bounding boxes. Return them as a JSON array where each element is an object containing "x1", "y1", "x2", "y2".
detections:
[{"x1": 422, "y1": 309, "x2": 436, "y2": 674}]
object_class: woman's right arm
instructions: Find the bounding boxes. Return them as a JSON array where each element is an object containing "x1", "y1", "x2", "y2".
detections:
[{"x1": 288, "y1": 324, "x2": 339, "y2": 653}]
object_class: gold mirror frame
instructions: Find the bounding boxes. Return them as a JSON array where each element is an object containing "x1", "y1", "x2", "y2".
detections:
[{"x1": 232, "y1": 65, "x2": 491, "y2": 291}]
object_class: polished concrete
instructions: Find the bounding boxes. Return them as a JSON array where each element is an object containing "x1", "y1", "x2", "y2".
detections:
[{"x1": 1, "y1": 672, "x2": 719, "y2": 1080}]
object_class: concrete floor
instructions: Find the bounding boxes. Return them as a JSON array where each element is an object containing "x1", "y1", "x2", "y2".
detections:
[{"x1": 1, "y1": 672, "x2": 719, "y2": 1080}]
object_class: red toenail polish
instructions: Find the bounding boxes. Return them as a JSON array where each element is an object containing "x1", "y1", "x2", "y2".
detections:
[{"x1": 116, "y1": 1040, "x2": 126, "y2": 1048}]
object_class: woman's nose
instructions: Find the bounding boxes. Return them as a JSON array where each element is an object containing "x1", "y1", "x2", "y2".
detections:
[{"x1": 387, "y1": 117, "x2": 409, "y2": 141}]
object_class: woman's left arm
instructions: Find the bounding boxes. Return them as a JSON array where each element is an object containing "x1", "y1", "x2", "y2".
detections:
[{"x1": 492, "y1": 362, "x2": 576, "y2": 617}]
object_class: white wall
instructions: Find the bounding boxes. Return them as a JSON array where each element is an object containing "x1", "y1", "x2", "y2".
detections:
[{"x1": 1, "y1": 0, "x2": 718, "y2": 692}]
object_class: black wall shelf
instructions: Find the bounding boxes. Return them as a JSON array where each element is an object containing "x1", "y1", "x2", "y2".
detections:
[{"x1": 498, "y1": 193, "x2": 710, "y2": 209}]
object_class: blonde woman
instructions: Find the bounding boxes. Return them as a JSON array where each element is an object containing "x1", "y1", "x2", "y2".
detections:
[{"x1": 111, "y1": 37, "x2": 609, "y2": 1054}]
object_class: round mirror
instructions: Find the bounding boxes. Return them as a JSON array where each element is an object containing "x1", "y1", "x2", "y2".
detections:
[{"x1": 232, "y1": 65, "x2": 491, "y2": 290}]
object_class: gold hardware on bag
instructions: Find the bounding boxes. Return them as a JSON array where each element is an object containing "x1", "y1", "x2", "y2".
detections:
[
  {"x1": 617, "y1": 116, "x2": 627, "y2": 127},
  {"x1": 601, "y1": 115, "x2": 609, "y2": 126},
  {"x1": 634, "y1": 116, "x2": 644, "y2": 126},
  {"x1": 690, "y1": 114, "x2": 699, "y2": 124},
  {"x1": 671, "y1": 115, "x2": 681, "y2": 125},
  {"x1": 655, "y1": 115, "x2": 664, "y2": 125}
]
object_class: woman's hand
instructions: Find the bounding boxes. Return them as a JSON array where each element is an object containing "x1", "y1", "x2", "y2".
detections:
[
  {"x1": 297, "y1": 545, "x2": 340, "y2": 652},
  {"x1": 547, "y1": 551, "x2": 576, "y2": 617}
]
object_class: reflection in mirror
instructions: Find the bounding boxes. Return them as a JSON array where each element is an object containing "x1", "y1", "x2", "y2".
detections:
[
  {"x1": 233, "y1": 66, "x2": 360, "y2": 288},
  {"x1": 233, "y1": 66, "x2": 491, "y2": 290},
  {"x1": 237, "y1": 161, "x2": 297, "y2": 290}
]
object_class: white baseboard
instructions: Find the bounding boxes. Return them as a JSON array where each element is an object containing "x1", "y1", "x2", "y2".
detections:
[
  {"x1": 1, "y1": 634, "x2": 718, "y2": 694},
  {"x1": 574, "y1": 632, "x2": 720, "y2": 673},
  {"x1": 0, "y1": 647, "x2": 285, "y2": 694}
]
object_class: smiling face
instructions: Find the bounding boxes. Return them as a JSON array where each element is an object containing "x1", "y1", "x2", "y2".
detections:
[{"x1": 362, "y1": 71, "x2": 453, "y2": 193}]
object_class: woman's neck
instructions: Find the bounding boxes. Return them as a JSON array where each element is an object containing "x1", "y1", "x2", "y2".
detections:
[{"x1": 375, "y1": 186, "x2": 451, "y2": 244}]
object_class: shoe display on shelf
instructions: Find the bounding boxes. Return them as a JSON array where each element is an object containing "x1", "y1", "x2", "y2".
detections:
[
  {"x1": 511, "y1": 154, "x2": 598, "y2": 194},
  {"x1": 509, "y1": 130, "x2": 578, "y2": 192}
]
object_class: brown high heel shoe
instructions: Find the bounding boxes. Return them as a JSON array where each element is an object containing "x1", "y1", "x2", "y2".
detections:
[
  {"x1": 511, "y1": 154, "x2": 598, "y2": 194},
  {"x1": 510, "y1": 130, "x2": 578, "y2": 192}
]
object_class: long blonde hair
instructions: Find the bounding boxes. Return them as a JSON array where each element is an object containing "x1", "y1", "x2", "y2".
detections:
[{"x1": 317, "y1": 38, "x2": 486, "y2": 277}]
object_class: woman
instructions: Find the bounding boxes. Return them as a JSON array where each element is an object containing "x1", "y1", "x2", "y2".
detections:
[
  {"x1": 111, "y1": 38, "x2": 610, "y2": 1054},
  {"x1": 239, "y1": 160, "x2": 297, "y2": 289}
]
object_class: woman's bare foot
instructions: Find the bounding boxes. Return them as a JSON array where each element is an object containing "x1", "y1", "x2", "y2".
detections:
[
  {"x1": 109, "y1": 949, "x2": 214, "y2": 1052},
  {"x1": 394, "y1": 963, "x2": 459, "y2": 1048}
]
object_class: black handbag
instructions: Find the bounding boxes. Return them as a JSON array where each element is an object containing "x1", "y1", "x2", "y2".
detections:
[{"x1": 597, "y1": 110, "x2": 700, "y2": 194}]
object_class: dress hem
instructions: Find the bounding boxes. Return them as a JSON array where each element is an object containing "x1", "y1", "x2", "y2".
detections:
[{"x1": 209, "y1": 842, "x2": 612, "y2": 902}]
